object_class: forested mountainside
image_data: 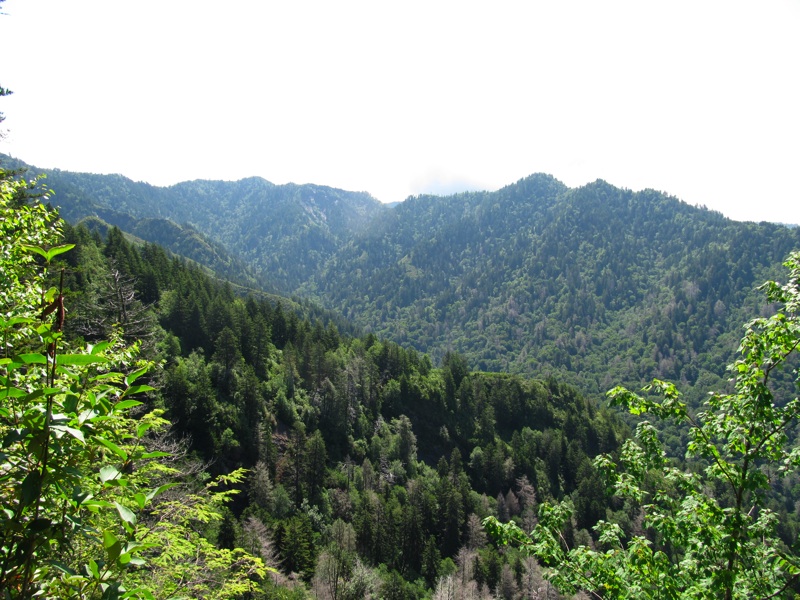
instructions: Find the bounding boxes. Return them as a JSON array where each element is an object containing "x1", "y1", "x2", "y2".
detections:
[
  {"x1": 52, "y1": 218, "x2": 628, "y2": 598},
  {"x1": 5, "y1": 156, "x2": 800, "y2": 598},
  {"x1": 16, "y1": 153, "x2": 799, "y2": 405},
  {"x1": 311, "y1": 177, "x2": 800, "y2": 400},
  {"x1": 0, "y1": 155, "x2": 386, "y2": 292}
]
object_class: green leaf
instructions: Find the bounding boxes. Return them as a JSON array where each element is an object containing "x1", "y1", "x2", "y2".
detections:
[
  {"x1": 100, "y1": 582, "x2": 121, "y2": 600},
  {"x1": 0, "y1": 387, "x2": 26, "y2": 399},
  {"x1": 136, "y1": 422, "x2": 153, "y2": 438},
  {"x1": 104, "y1": 530, "x2": 122, "y2": 563},
  {"x1": 58, "y1": 354, "x2": 108, "y2": 366},
  {"x1": 90, "y1": 372, "x2": 123, "y2": 383},
  {"x1": 82, "y1": 499, "x2": 114, "y2": 510},
  {"x1": 87, "y1": 559, "x2": 100, "y2": 580},
  {"x1": 122, "y1": 586, "x2": 153, "y2": 599},
  {"x1": 20, "y1": 470, "x2": 42, "y2": 507},
  {"x1": 89, "y1": 341, "x2": 111, "y2": 355},
  {"x1": 103, "y1": 529, "x2": 118, "y2": 549},
  {"x1": 93, "y1": 436, "x2": 128, "y2": 461},
  {"x1": 23, "y1": 387, "x2": 60, "y2": 402},
  {"x1": 44, "y1": 243, "x2": 75, "y2": 261},
  {"x1": 99, "y1": 465, "x2": 120, "y2": 483},
  {"x1": 72, "y1": 487, "x2": 94, "y2": 505},
  {"x1": 139, "y1": 451, "x2": 170, "y2": 459},
  {"x1": 4, "y1": 317, "x2": 34, "y2": 327},
  {"x1": 114, "y1": 501, "x2": 136, "y2": 525},
  {"x1": 121, "y1": 385, "x2": 155, "y2": 397},
  {"x1": 63, "y1": 393, "x2": 80, "y2": 414},
  {"x1": 51, "y1": 425, "x2": 86, "y2": 443},
  {"x1": 146, "y1": 483, "x2": 177, "y2": 502},
  {"x1": 15, "y1": 353, "x2": 47, "y2": 364},
  {"x1": 113, "y1": 399, "x2": 143, "y2": 412},
  {"x1": 124, "y1": 366, "x2": 150, "y2": 387},
  {"x1": 26, "y1": 518, "x2": 51, "y2": 532},
  {"x1": 51, "y1": 561, "x2": 76, "y2": 576},
  {"x1": 20, "y1": 244, "x2": 49, "y2": 260}
]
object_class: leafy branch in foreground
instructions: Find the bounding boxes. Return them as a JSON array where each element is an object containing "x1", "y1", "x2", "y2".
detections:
[{"x1": 485, "y1": 250, "x2": 800, "y2": 600}]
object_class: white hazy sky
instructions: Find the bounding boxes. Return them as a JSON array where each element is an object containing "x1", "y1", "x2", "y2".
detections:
[{"x1": 1, "y1": 0, "x2": 798, "y2": 224}]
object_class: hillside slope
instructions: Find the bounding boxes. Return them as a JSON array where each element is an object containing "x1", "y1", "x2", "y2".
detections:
[
  {"x1": 310, "y1": 177, "x2": 800, "y2": 398},
  {"x1": 1, "y1": 155, "x2": 387, "y2": 292},
  {"x1": 5, "y1": 154, "x2": 799, "y2": 400}
]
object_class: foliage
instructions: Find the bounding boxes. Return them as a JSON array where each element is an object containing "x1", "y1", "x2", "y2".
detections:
[
  {"x1": 48, "y1": 211, "x2": 628, "y2": 597},
  {"x1": 2, "y1": 159, "x2": 385, "y2": 293},
  {"x1": 19, "y1": 155, "x2": 800, "y2": 410},
  {"x1": 0, "y1": 171, "x2": 268, "y2": 597},
  {"x1": 125, "y1": 469, "x2": 267, "y2": 599},
  {"x1": 23, "y1": 151, "x2": 800, "y2": 596},
  {"x1": 484, "y1": 250, "x2": 800, "y2": 599}
]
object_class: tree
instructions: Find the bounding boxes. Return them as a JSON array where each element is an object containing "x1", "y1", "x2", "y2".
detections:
[
  {"x1": 312, "y1": 519, "x2": 358, "y2": 600},
  {"x1": 305, "y1": 429, "x2": 328, "y2": 503},
  {"x1": 275, "y1": 515, "x2": 316, "y2": 579},
  {"x1": 485, "y1": 250, "x2": 800, "y2": 599}
]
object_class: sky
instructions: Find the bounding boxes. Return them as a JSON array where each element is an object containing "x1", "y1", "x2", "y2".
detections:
[{"x1": 1, "y1": 0, "x2": 798, "y2": 224}]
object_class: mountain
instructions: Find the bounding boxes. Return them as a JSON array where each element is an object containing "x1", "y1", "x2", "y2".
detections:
[
  {"x1": 5, "y1": 154, "x2": 800, "y2": 402},
  {"x1": 163, "y1": 178, "x2": 384, "y2": 290},
  {"x1": 307, "y1": 177, "x2": 800, "y2": 399},
  {"x1": 0, "y1": 155, "x2": 387, "y2": 292}
]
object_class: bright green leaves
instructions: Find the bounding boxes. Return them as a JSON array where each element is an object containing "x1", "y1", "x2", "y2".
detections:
[
  {"x1": 123, "y1": 365, "x2": 149, "y2": 387},
  {"x1": 57, "y1": 353, "x2": 108, "y2": 366},
  {"x1": 20, "y1": 242, "x2": 75, "y2": 263},
  {"x1": 114, "y1": 501, "x2": 136, "y2": 527},
  {"x1": 95, "y1": 436, "x2": 129, "y2": 462},
  {"x1": 0, "y1": 180, "x2": 166, "y2": 596},
  {"x1": 133, "y1": 483, "x2": 176, "y2": 511},
  {"x1": 50, "y1": 423, "x2": 85, "y2": 443},
  {"x1": 0, "y1": 328, "x2": 171, "y2": 597},
  {"x1": 113, "y1": 399, "x2": 143, "y2": 412},
  {"x1": 99, "y1": 465, "x2": 122, "y2": 484},
  {"x1": 482, "y1": 516, "x2": 532, "y2": 550},
  {"x1": 608, "y1": 379, "x2": 688, "y2": 422},
  {"x1": 14, "y1": 352, "x2": 48, "y2": 364},
  {"x1": 103, "y1": 529, "x2": 123, "y2": 562}
]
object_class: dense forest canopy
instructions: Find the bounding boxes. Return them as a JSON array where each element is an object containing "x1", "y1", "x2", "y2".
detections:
[
  {"x1": 3, "y1": 152, "x2": 800, "y2": 598},
  {"x1": 1, "y1": 165, "x2": 633, "y2": 598},
  {"x1": 6, "y1": 154, "x2": 800, "y2": 407}
]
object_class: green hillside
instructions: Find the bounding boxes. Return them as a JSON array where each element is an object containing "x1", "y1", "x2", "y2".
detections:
[
  {"x1": 311, "y1": 178, "x2": 800, "y2": 401},
  {"x1": 9, "y1": 154, "x2": 800, "y2": 406},
  {"x1": 4, "y1": 155, "x2": 800, "y2": 597},
  {"x1": 0, "y1": 156, "x2": 386, "y2": 292},
  {"x1": 51, "y1": 217, "x2": 626, "y2": 597}
]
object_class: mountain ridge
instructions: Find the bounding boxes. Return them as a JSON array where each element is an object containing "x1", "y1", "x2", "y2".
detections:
[{"x1": 4, "y1": 153, "x2": 799, "y2": 402}]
